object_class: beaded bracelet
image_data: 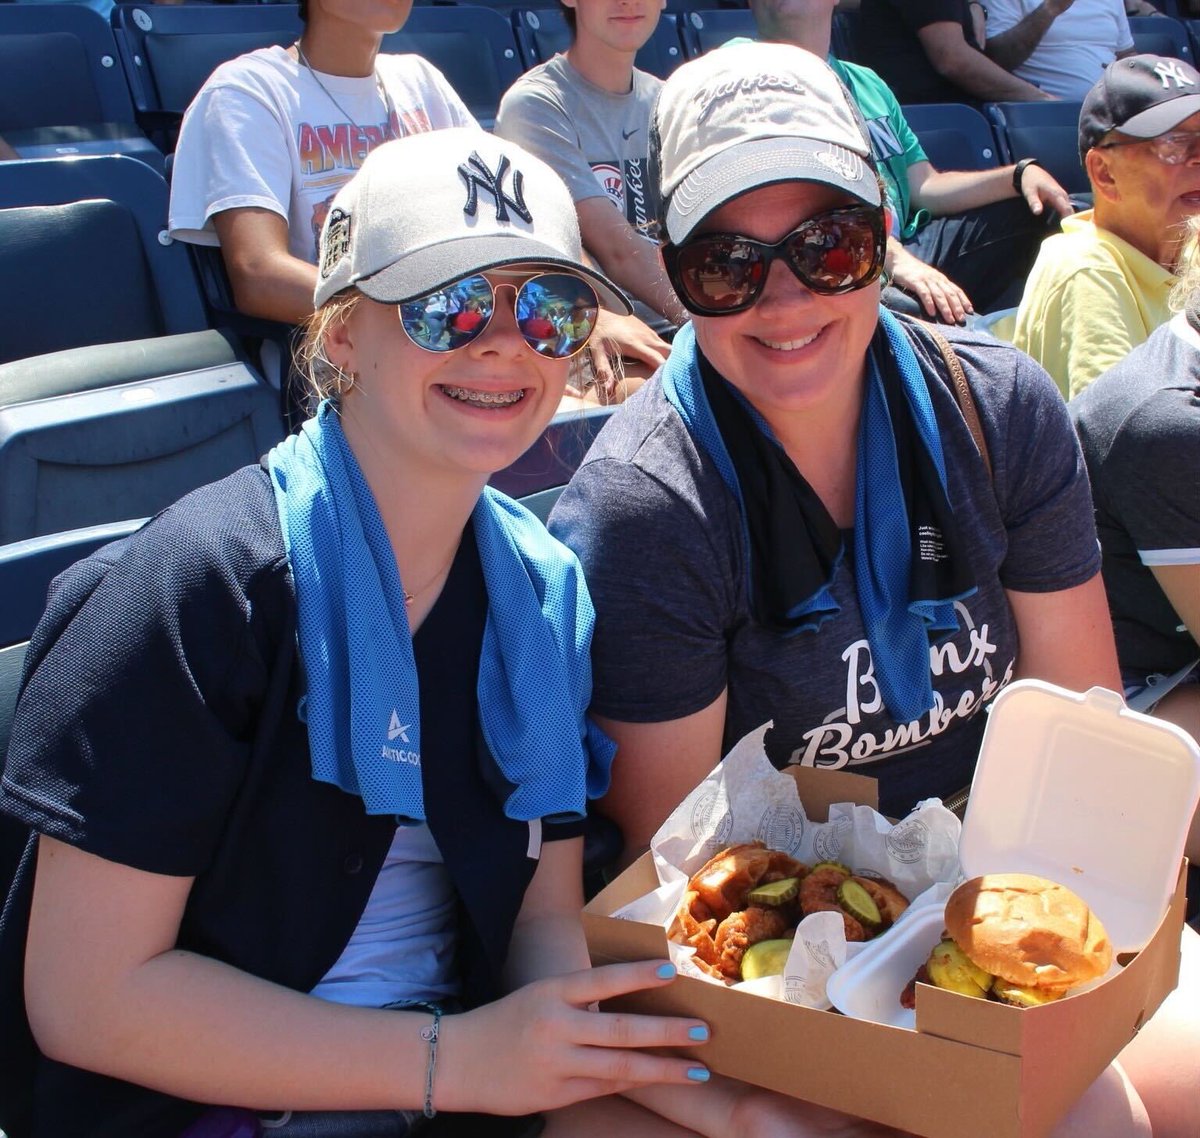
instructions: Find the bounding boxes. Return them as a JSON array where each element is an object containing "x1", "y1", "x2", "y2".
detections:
[{"x1": 420, "y1": 1009, "x2": 441, "y2": 1119}]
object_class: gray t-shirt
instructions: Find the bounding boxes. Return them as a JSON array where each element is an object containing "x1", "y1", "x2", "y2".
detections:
[
  {"x1": 495, "y1": 54, "x2": 661, "y2": 237},
  {"x1": 1071, "y1": 312, "x2": 1200, "y2": 678},
  {"x1": 551, "y1": 322, "x2": 1100, "y2": 819}
]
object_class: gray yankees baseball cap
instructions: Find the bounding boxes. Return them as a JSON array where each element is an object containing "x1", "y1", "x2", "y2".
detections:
[
  {"x1": 314, "y1": 127, "x2": 631, "y2": 312},
  {"x1": 653, "y1": 42, "x2": 880, "y2": 245}
]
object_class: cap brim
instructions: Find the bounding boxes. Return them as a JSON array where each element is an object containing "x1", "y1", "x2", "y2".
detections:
[
  {"x1": 666, "y1": 136, "x2": 880, "y2": 244},
  {"x1": 1119, "y1": 93, "x2": 1200, "y2": 138},
  {"x1": 355, "y1": 234, "x2": 632, "y2": 315}
]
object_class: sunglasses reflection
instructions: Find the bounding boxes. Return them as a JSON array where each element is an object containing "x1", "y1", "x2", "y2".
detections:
[{"x1": 402, "y1": 274, "x2": 599, "y2": 358}]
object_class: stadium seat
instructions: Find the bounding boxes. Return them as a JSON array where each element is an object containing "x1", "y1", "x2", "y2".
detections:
[
  {"x1": 111, "y1": 2, "x2": 303, "y2": 148},
  {"x1": 0, "y1": 518, "x2": 146, "y2": 648},
  {"x1": 0, "y1": 155, "x2": 209, "y2": 365},
  {"x1": 490, "y1": 404, "x2": 615, "y2": 499},
  {"x1": 382, "y1": 5, "x2": 524, "y2": 128},
  {"x1": 1128, "y1": 14, "x2": 1192, "y2": 61},
  {"x1": 0, "y1": 4, "x2": 162, "y2": 172},
  {"x1": 678, "y1": 7, "x2": 759, "y2": 57},
  {"x1": 513, "y1": 9, "x2": 685, "y2": 77},
  {"x1": 0, "y1": 333, "x2": 285, "y2": 544},
  {"x1": 901, "y1": 103, "x2": 1000, "y2": 172},
  {"x1": 984, "y1": 100, "x2": 1089, "y2": 195},
  {"x1": 831, "y1": 8, "x2": 863, "y2": 63}
]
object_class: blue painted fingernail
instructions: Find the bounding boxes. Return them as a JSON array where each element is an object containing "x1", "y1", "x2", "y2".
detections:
[
  {"x1": 687, "y1": 1067, "x2": 710, "y2": 1082},
  {"x1": 656, "y1": 962, "x2": 677, "y2": 980},
  {"x1": 688, "y1": 1025, "x2": 709, "y2": 1042}
]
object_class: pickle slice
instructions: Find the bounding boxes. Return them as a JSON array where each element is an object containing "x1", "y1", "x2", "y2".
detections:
[
  {"x1": 811, "y1": 860, "x2": 851, "y2": 877},
  {"x1": 926, "y1": 939, "x2": 992, "y2": 998},
  {"x1": 991, "y1": 979, "x2": 1067, "y2": 1007},
  {"x1": 740, "y1": 938, "x2": 795, "y2": 981},
  {"x1": 837, "y1": 878, "x2": 882, "y2": 928},
  {"x1": 747, "y1": 877, "x2": 799, "y2": 906}
]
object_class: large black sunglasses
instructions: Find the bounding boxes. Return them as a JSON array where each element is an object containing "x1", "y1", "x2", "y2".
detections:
[{"x1": 662, "y1": 205, "x2": 886, "y2": 316}]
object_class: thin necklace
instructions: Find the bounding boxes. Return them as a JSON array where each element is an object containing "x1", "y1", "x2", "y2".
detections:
[
  {"x1": 403, "y1": 551, "x2": 458, "y2": 607},
  {"x1": 295, "y1": 43, "x2": 395, "y2": 134}
]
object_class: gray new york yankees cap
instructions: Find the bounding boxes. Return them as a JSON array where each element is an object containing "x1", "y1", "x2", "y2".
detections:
[
  {"x1": 654, "y1": 42, "x2": 880, "y2": 244},
  {"x1": 314, "y1": 127, "x2": 631, "y2": 312}
]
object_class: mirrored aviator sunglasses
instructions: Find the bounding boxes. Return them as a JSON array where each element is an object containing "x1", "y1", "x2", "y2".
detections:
[
  {"x1": 663, "y1": 205, "x2": 886, "y2": 317},
  {"x1": 398, "y1": 272, "x2": 601, "y2": 359}
]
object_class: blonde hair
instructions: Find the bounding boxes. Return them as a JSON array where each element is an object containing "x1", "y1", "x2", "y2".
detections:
[
  {"x1": 1170, "y1": 215, "x2": 1200, "y2": 314},
  {"x1": 294, "y1": 289, "x2": 362, "y2": 405}
]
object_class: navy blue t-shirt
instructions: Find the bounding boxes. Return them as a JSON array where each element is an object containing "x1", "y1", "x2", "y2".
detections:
[{"x1": 552, "y1": 321, "x2": 1100, "y2": 820}]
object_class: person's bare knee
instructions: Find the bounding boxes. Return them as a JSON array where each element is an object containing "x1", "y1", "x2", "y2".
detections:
[{"x1": 1050, "y1": 1063, "x2": 1150, "y2": 1138}]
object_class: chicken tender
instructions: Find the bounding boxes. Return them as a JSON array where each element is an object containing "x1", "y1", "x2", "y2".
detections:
[{"x1": 712, "y1": 905, "x2": 790, "y2": 981}]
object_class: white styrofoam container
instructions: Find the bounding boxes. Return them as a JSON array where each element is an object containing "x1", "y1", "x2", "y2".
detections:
[{"x1": 828, "y1": 680, "x2": 1200, "y2": 1026}]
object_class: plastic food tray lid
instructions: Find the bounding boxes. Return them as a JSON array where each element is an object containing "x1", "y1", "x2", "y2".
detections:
[{"x1": 959, "y1": 680, "x2": 1200, "y2": 954}]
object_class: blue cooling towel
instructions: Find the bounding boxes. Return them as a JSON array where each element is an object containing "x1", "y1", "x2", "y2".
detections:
[
  {"x1": 662, "y1": 310, "x2": 973, "y2": 724},
  {"x1": 268, "y1": 403, "x2": 613, "y2": 822}
]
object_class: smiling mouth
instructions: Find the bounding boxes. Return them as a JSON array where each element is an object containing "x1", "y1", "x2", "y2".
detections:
[
  {"x1": 757, "y1": 331, "x2": 821, "y2": 352},
  {"x1": 439, "y1": 385, "x2": 527, "y2": 407}
]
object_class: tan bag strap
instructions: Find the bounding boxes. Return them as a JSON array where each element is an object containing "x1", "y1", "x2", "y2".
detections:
[{"x1": 927, "y1": 326, "x2": 993, "y2": 482}]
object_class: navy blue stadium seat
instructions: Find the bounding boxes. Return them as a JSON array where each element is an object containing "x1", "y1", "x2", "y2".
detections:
[
  {"x1": 0, "y1": 333, "x2": 285, "y2": 543},
  {"x1": 111, "y1": 2, "x2": 303, "y2": 147},
  {"x1": 831, "y1": 8, "x2": 863, "y2": 63},
  {"x1": 490, "y1": 404, "x2": 614, "y2": 499},
  {"x1": 984, "y1": 100, "x2": 1088, "y2": 195},
  {"x1": 0, "y1": 518, "x2": 146, "y2": 648},
  {"x1": 382, "y1": 5, "x2": 524, "y2": 128},
  {"x1": 513, "y1": 9, "x2": 685, "y2": 77},
  {"x1": 678, "y1": 7, "x2": 758, "y2": 57},
  {"x1": 1128, "y1": 14, "x2": 1192, "y2": 61},
  {"x1": 0, "y1": 4, "x2": 162, "y2": 171},
  {"x1": 0, "y1": 155, "x2": 208, "y2": 365},
  {"x1": 901, "y1": 102, "x2": 1000, "y2": 171}
]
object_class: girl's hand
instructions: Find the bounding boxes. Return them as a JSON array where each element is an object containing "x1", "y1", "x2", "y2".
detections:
[{"x1": 437, "y1": 961, "x2": 709, "y2": 1116}]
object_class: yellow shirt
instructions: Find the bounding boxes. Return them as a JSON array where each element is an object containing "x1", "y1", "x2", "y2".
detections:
[{"x1": 1012, "y1": 211, "x2": 1175, "y2": 400}]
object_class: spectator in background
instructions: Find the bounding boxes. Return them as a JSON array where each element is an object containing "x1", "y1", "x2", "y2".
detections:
[
  {"x1": 168, "y1": 0, "x2": 474, "y2": 328},
  {"x1": 1013, "y1": 54, "x2": 1200, "y2": 397},
  {"x1": 984, "y1": 0, "x2": 1135, "y2": 101},
  {"x1": 748, "y1": 0, "x2": 1072, "y2": 320},
  {"x1": 1069, "y1": 218, "x2": 1200, "y2": 1138},
  {"x1": 857, "y1": 0, "x2": 1054, "y2": 104},
  {"x1": 1070, "y1": 213, "x2": 1200, "y2": 873},
  {"x1": 495, "y1": 0, "x2": 680, "y2": 398}
]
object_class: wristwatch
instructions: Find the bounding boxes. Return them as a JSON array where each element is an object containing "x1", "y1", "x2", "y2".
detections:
[{"x1": 1012, "y1": 158, "x2": 1042, "y2": 194}]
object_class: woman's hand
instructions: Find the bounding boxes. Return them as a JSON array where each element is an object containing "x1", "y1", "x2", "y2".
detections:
[
  {"x1": 888, "y1": 245, "x2": 974, "y2": 325},
  {"x1": 437, "y1": 961, "x2": 710, "y2": 1116},
  {"x1": 584, "y1": 310, "x2": 671, "y2": 401}
]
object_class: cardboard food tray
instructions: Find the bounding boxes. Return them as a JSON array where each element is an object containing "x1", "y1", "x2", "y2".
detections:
[{"x1": 583, "y1": 687, "x2": 1194, "y2": 1138}]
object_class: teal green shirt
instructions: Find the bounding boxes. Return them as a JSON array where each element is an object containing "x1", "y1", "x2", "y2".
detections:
[{"x1": 827, "y1": 56, "x2": 929, "y2": 240}]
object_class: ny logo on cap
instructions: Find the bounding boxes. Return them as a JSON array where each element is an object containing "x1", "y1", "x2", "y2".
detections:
[
  {"x1": 1154, "y1": 60, "x2": 1196, "y2": 89},
  {"x1": 319, "y1": 208, "x2": 351, "y2": 279},
  {"x1": 459, "y1": 152, "x2": 532, "y2": 224}
]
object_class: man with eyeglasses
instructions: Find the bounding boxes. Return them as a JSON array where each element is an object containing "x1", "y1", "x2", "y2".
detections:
[{"x1": 1014, "y1": 54, "x2": 1200, "y2": 398}]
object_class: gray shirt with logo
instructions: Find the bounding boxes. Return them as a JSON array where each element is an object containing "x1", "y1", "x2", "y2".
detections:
[
  {"x1": 550, "y1": 323, "x2": 1100, "y2": 819},
  {"x1": 495, "y1": 54, "x2": 661, "y2": 238}
]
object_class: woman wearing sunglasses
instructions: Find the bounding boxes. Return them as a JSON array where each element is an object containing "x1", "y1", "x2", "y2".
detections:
[
  {"x1": 0, "y1": 129, "x2": 750, "y2": 1138},
  {"x1": 550, "y1": 43, "x2": 1193, "y2": 1133}
]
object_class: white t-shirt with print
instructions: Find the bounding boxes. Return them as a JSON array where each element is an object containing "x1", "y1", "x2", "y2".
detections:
[{"x1": 169, "y1": 46, "x2": 475, "y2": 264}]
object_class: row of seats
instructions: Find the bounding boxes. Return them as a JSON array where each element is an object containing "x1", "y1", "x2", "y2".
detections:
[{"x1": 4, "y1": 2, "x2": 1193, "y2": 166}]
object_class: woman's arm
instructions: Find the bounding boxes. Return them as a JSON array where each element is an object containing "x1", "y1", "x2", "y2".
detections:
[
  {"x1": 26, "y1": 836, "x2": 712, "y2": 1117},
  {"x1": 594, "y1": 693, "x2": 728, "y2": 871},
  {"x1": 25, "y1": 838, "x2": 435, "y2": 1110},
  {"x1": 1006, "y1": 575, "x2": 1121, "y2": 691}
]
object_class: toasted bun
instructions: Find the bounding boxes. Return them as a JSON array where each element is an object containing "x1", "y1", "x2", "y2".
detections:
[{"x1": 944, "y1": 874, "x2": 1113, "y2": 991}]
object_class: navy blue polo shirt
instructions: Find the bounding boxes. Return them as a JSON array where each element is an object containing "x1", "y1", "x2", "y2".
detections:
[{"x1": 0, "y1": 466, "x2": 583, "y2": 1137}]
